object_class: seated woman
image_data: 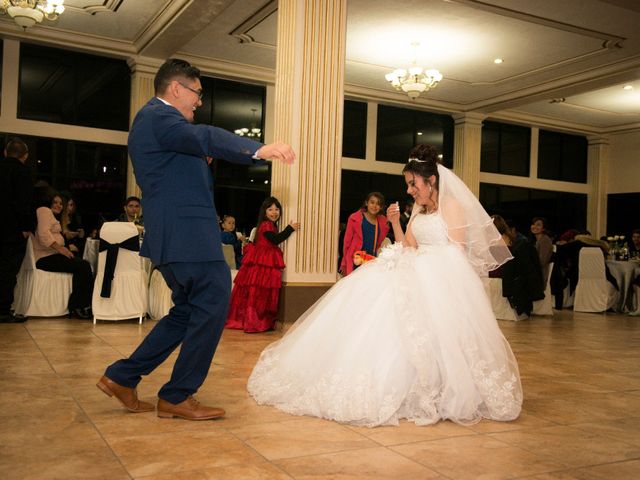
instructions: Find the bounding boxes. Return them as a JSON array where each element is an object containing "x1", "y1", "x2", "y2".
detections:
[
  {"x1": 61, "y1": 194, "x2": 85, "y2": 256},
  {"x1": 33, "y1": 188, "x2": 94, "y2": 319},
  {"x1": 491, "y1": 215, "x2": 544, "y2": 317}
]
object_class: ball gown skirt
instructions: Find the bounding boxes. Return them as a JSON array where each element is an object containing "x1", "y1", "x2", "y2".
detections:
[{"x1": 247, "y1": 214, "x2": 522, "y2": 427}]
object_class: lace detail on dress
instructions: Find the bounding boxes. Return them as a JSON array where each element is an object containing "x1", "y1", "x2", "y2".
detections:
[
  {"x1": 249, "y1": 354, "x2": 404, "y2": 427},
  {"x1": 465, "y1": 344, "x2": 522, "y2": 421}
]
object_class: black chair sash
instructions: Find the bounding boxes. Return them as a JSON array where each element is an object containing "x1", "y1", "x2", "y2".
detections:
[{"x1": 98, "y1": 234, "x2": 140, "y2": 298}]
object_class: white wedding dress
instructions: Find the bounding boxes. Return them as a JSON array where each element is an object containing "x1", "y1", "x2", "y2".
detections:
[{"x1": 248, "y1": 211, "x2": 522, "y2": 427}]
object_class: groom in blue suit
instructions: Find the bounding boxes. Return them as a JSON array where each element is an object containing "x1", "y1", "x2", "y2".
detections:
[{"x1": 97, "y1": 59, "x2": 295, "y2": 420}]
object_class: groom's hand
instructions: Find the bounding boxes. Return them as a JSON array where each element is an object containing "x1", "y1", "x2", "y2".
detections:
[{"x1": 256, "y1": 142, "x2": 296, "y2": 165}]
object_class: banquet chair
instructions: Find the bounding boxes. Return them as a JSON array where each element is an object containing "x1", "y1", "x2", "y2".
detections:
[
  {"x1": 222, "y1": 244, "x2": 236, "y2": 270},
  {"x1": 12, "y1": 234, "x2": 73, "y2": 317},
  {"x1": 92, "y1": 222, "x2": 147, "y2": 324},
  {"x1": 532, "y1": 262, "x2": 554, "y2": 316},
  {"x1": 573, "y1": 248, "x2": 618, "y2": 313},
  {"x1": 482, "y1": 277, "x2": 518, "y2": 321},
  {"x1": 147, "y1": 263, "x2": 237, "y2": 321}
]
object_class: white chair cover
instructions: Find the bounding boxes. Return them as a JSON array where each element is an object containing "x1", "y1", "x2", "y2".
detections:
[
  {"x1": 147, "y1": 268, "x2": 173, "y2": 320},
  {"x1": 573, "y1": 248, "x2": 618, "y2": 313},
  {"x1": 249, "y1": 227, "x2": 257, "y2": 243},
  {"x1": 482, "y1": 277, "x2": 518, "y2": 321},
  {"x1": 12, "y1": 235, "x2": 73, "y2": 317},
  {"x1": 222, "y1": 244, "x2": 236, "y2": 270},
  {"x1": 532, "y1": 262, "x2": 554, "y2": 316},
  {"x1": 92, "y1": 222, "x2": 147, "y2": 324}
]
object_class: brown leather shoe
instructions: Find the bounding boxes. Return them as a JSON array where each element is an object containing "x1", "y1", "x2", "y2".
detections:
[
  {"x1": 157, "y1": 396, "x2": 225, "y2": 420},
  {"x1": 96, "y1": 375, "x2": 154, "y2": 413}
]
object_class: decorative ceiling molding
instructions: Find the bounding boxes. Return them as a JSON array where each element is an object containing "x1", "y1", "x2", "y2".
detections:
[
  {"x1": 449, "y1": 0, "x2": 625, "y2": 43},
  {"x1": 0, "y1": 23, "x2": 136, "y2": 57},
  {"x1": 65, "y1": 0, "x2": 124, "y2": 15},
  {"x1": 492, "y1": 108, "x2": 629, "y2": 136},
  {"x1": 176, "y1": 52, "x2": 276, "y2": 86},
  {"x1": 133, "y1": 0, "x2": 193, "y2": 53},
  {"x1": 343, "y1": 83, "x2": 464, "y2": 115},
  {"x1": 549, "y1": 99, "x2": 640, "y2": 117},
  {"x1": 229, "y1": 0, "x2": 277, "y2": 45},
  {"x1": 464, "y1": 54, "x2": 640, "y2": 112}
]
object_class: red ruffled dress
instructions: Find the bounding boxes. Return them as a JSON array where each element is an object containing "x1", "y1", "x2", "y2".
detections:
[{"x1": 226, "y1": 221, "x2": 287, "y2": 332}]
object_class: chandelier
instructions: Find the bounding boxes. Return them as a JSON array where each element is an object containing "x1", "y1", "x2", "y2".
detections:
[
  {"x1": 0, "y1": 0, "x2": 65, "y2": 29},
  {"x1": 385, "y1": 43, "x2": 443, "y2": 99},
  {"x1": 234, "y1": 108, "x2": 262, "y2": 139}
]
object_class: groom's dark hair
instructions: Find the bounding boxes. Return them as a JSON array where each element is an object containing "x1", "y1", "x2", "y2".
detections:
[{"x1": 154, "y1": 58, "x2": 201, "y2": 95}]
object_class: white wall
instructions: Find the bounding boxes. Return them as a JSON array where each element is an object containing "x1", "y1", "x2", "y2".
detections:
[{"x1": 608, "y1": 130, "x2": 640, "y2": 194}]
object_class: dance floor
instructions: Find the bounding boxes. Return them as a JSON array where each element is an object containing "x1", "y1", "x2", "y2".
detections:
[{"x1": 1, "y1": 310, "x2": 639, "y2": 479}]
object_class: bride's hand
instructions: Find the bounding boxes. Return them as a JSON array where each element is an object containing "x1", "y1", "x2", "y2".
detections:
[{"x1": 386, "y1": 202, "x2": 401, "y2": 224}]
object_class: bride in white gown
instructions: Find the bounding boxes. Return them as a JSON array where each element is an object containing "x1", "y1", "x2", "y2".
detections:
[{"x1": 248, "y1": 145, "x2": 522, "y2": 427}]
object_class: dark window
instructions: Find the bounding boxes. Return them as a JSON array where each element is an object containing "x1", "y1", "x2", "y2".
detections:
[
  {"x1": 18, "y1": 43, "x2": 130, "y2": 131},
  {"x1": 194, "y1": 77, "x2": 265, "y2": 143},
  {"x1": 1, "y1": 132, "x2": 127, "y2": 234},
  {"x1": 538, "y1": 130, "x2": 587, "y2": 183},
  {"x1": 376, "y1": 104, "x2": 453, "y2": 167},
  {"x1": 194, "y1": 76, "x2": 268, "y2": 233},
  {"x1": 481, "y1": 121, "x2": 530, "y2": 176},
  {"x1": 480, "y1": 183, "x2": 587, "y2": 239},
  {"x1": 342, "y1": 100, "x2": 367, "y2": 159},
  {"x1": 607, "y1": 193, "x2": 640, "y2": 238}
]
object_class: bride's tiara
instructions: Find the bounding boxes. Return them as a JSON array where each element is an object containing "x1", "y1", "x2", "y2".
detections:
[{"x1": 408, "y1": 157, "x2": 428, "y2": 163}]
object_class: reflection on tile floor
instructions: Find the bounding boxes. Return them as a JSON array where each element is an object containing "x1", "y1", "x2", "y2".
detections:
[{"x1": 1, "y1": 309, "x2": 639, "y2": 479}]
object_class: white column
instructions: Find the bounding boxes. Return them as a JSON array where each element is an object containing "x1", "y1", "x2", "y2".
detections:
[
  {"x1": 126, "y1": 59, "x2": 157, "y2": 198},
  {"x1": 452, "y1": 112, "x2": 486, "y2": 197},
  {"x1": 271, "y1": 0, "x2": 347, "y2": 284},
  {"x1": 587, "y1": 135, "x2": 609, "y2": 237}
]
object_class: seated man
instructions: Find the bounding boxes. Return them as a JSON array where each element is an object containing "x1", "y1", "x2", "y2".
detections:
[{"x1": 117, "y1": 196, "x2": 143, "y2": 225}]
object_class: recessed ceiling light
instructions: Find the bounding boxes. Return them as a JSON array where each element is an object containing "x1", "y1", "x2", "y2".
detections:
[
  {"x1": 417, "y1": 132, "x2": 423, "y2": 136},
  {"x1": 494, "y1": 58, "x2": 503, "y2": 64},
  {"x1": 623, "y1": 85, "x2": 633, "y2": 90}
]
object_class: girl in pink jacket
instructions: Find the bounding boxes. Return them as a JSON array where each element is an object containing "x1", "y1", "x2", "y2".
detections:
[{"x1": 340, "y1": 192, "x2": 389, "y2": 276}]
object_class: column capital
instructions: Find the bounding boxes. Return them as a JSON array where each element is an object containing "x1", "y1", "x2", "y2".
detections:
[
  {"x1": 126, "y1": 56, "x2": 163, "y2": 76},
  {"x1": 452, "y1": 112, "x2": 487, "y2": 127},
  {"x1": 587, "y1": 134, "x2": 610, "y2": 146}
]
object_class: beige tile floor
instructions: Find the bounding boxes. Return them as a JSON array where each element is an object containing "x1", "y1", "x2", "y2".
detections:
[{"x1": 1, "y1": 309, "x2": 639, "y2": 479}]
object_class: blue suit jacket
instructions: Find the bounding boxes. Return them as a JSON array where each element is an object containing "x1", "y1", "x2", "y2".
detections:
[{"x1": 128, "y1": 97, "x2": 263, "y2": 265}]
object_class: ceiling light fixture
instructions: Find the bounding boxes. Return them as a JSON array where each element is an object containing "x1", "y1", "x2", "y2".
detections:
[
  {"x1": 0, "y1": 0, "x2": 65, "y2": 29},
  {"x1": 623, "y1": 85, "x2": 633, "y2": 90},
  {"x1": 494, "y1": 58, "x2": 503, "y2": 64},
  {"x1": 385, "y1": 42, "x2": 443, "y2": 100},
  {"x1": 234, "y1": 108, "x2": 262, "y2": 139}
]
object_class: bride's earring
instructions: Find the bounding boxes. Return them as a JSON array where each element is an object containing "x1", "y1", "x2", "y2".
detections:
[{"x1": 428, "y1": 184, "x2": 432, "y2": 194}]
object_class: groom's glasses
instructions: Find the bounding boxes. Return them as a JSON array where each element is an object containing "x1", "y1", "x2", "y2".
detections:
[{"x1": 178, "y1": 81, "x2": 204, "y2": 100}]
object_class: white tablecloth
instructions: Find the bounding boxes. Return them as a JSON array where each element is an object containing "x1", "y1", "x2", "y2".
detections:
[{"x1": 606, "y1": 260, "x2": 640, "y2": 312}]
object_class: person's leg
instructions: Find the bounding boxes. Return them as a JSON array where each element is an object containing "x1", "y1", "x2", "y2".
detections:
[
  {"x1": 0, "y1": 240, "x2": 27, "y2": 317},
  {"x1": 36, "y1": 255, "x2": 94, "y2": 310},
  {"x1": 158, "y1": 261, "x2": 230, "y2": 404},
  {"x1": 104, "y1": 263, "x2": 191, "y2": 388}
]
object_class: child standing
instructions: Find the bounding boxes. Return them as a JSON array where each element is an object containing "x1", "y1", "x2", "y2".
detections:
[
  {"x1": 226, "y1": 197, "x2": 300, "y2": 332},
  {"x1": 220, "y1": 215, "x2": 244, "y2": 268},
  {"x1": 340, "y1": 192, "x2": 389, "y2": 276}
]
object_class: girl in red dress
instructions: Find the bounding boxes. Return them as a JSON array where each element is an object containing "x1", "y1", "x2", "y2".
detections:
[{"x1": 226, "y1": 197, "x2": 299, "y2": 332}]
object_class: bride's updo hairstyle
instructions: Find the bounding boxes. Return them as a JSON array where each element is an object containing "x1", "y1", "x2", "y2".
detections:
[{"x1": 402, "y1": 144, "x2": 441, "y2": 191}]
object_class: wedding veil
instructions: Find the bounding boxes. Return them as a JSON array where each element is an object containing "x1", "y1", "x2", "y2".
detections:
[{"x1": 411, "y1": 164, "x2": 512, "y2": 276}]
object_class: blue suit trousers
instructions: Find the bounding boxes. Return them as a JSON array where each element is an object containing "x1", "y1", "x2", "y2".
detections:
[{"x1": 105, "y1": 261, "x2": 231, "y2": 404}]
